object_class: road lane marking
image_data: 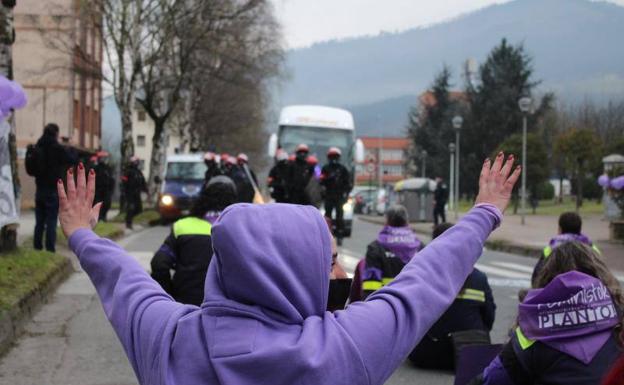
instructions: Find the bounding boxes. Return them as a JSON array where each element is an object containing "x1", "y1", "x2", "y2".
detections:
[
  {"x1": 488, "y1": 278, "x2": 531, "y2": 288},
  {"x1": 490, "y1": 261, "x2": 534, "y2": 273},
  {"x1": 475, "y1": 263, "x2": 531, "y2": 279}
]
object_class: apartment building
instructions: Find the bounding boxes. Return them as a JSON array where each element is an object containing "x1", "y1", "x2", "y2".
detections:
[
  {"x1": 13, "y1": 0, "x2": 102, "y2": 206},
  {"x1": 356, "y1": 136, "x2": 410, "y2": 185}
]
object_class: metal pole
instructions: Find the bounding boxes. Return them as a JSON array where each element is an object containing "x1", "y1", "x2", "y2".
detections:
[
  {"x1": 521, "y1": 114, "x2": 527, "y2": 225},
  {"x1": 421, "y1": 156, "x2": 426, "y2": 178},
  {"x1": 449, "y1": 151, "x2": 454, "y2": 211},
  {"x1": 455, "y1": 130, "x2": 460, "y2": 219}
]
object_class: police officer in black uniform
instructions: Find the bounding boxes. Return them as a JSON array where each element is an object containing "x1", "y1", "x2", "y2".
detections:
[
  {"x1": 122, "y1": 156, "x2": 147, "y2": 229},
  {"x1": 94, "y1": 151, "x2": 115, "y2": 222},
  {"x1": 409, "y1": 222, "x2": 496, "y2": 371},
  {"x1": 287, "y1": 144, "x2": 313, "y2": 205},
  {"x1": 150, "y1": 176, "x2": 237, "y2": 305},
  {"x1": 321, "y1": 147, "x2": 352, "y2": 241},
  {"x1": 268, "y1": 149, "x2": 290, "y2": 203},
  {"x1": 433, "y1": 176, "x2": 449, "y2": 225},
  {"x1": 203, "y1": 152, "x2": 222, "y2": 186}
]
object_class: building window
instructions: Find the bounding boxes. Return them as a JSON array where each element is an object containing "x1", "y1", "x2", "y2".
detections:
[
  {"x1": 137, "y1": 135, "x2": 146, "y2": 147},
  {"x1": 381, "y1": 165, "x2": 404, "y2": 176},
  {"x1": 381, "y1": 149, "x2": 404, "y2": 161},
  {"x1": 137, "y1": 109, "x2": 146, "y2": 122}
]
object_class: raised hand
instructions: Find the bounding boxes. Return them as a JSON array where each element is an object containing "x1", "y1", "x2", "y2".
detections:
[
  {"x1": 475, "y1": 152, "x2": 521, "y2": 213},
  {"x1": 57, "y1": 163, "x2": 103, "y2": 238}
]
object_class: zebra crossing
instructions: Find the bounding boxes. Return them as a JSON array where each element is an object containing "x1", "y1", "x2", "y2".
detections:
[{"x1": 338, "y1": 249, "x2": 532, "y2": 288}]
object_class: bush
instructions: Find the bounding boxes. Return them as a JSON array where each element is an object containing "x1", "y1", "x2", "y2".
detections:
[
  {"x1": 536, "y1": 181, "x2": 555, "y2": 200},
  {"x1": 582, "y1": 176, "x2": 603, "y2": 200}
]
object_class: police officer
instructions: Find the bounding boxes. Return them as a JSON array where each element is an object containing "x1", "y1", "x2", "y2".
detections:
[
  {"x1": 287, "y1": 144, "x2": 313, "y2": 205},
  {"x1": 121, "y1": 156, "x2": 147, "y2": 229},
  {"x1": 320, "y1": 147, "x2": 351, "y2": 240},
  {"x1": 433, "y1": 176, "x2": 449, "y2": 225},
  {"x1": 235, "y1": 153, "x2": 258, "y2": 203},
  {"x1": 94, "y1": 151, "x2": 115, "y2": 222},
  {"x1": 409, "y1": 222, "x2": 496, "y2": 371},
  {"x1": 150, "y1": 176, "x2": 237, "y2": 305},
  {"x1": 203, "y1": 152, "x2": 221, "y2": 186},
  {"x1": 268, "y1": 149, "x2": 290, "y2": 203}
]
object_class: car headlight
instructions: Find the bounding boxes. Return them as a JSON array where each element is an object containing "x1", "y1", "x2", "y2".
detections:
[{"x1": 160, "y1": 194, "x2": 174, "y2": 206}]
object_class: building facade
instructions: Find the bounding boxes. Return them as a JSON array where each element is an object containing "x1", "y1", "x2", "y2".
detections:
[
  {"x1": 356, "y1": 137, "x2": 410, "y2": 185},
  {"x1": 13, "y1": 0, "x2": 102, "y2": 206}
]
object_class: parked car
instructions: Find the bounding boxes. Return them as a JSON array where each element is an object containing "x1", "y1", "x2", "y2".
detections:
[{"x1": 351, "y1": 186, "x2": 378, "y2": 214}]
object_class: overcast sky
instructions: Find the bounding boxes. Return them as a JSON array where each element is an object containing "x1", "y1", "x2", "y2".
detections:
[{"x1": 271, "y1": 0, "x2": 624, "y2": 48}]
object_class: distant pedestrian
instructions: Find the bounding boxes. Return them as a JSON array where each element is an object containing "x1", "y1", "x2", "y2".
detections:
[
  {"x1": 530, "y1": 211, "x2": 601, "y2": 286},
  {"x1": 29, "y1": 123, "x2": 76, "y2": 252},
  {"x1": 151, "y1": 176, "x2": 237, "y2": 305},
  {"x1": 472, "y1": 242, "x2": 623, "y2": 385},
  {"x1": 409, "y1": 222, "x2": 496, "y2": 371},
  {"x1": 121, "y1": 156, "x2": 146, "y2": 229},
  {"x1": 93, "y1": 151, "x2": 114, "y2": 222},
  {"x1": 433, "y1": 176, "x2": 448, "y2": 225},
  {"x1": 268, "y1": 149, "x2": 290, "y2": 203}
]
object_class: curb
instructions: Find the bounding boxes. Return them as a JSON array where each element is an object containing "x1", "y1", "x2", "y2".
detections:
[
  {"x1": 0, "y1": 255, "x2": 73, "y2": 357},
  {"x1": 358, "y1": 216, "x2": 542, "y2": 259}
]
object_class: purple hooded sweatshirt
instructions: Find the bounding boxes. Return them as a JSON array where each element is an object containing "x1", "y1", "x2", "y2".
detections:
[
  {"x1": 376, "y1": 226, "x2": 423, "y2": 264},
  {"x1": 69, "y1": 203, "x2": 501, "y2": 385}
]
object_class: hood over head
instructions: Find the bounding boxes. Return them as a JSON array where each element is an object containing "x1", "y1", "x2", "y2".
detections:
[
  {"x1": 377, "y1": 226, "x2": 423, "y2": 263},
  {"x1": 518, "y1": 271, "x2": 619, "y2": 364},
  {"x1": 203, "y1": 203, "x2": 332, "y2": 323}
]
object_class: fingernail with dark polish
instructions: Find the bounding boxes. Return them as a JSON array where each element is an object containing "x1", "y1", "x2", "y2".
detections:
[
  {"x1": 89, "y1": 169, "x2": 95, "y2": 175},
  {"x1": 78, "y1": 163, "x2": 84, "y2": 169},
  {"x1": 68, "y1": 168, "x2": 73, "y2": 174},
  {"x1": 498, "y1": 152, "x2": 504, "y2": 157}
]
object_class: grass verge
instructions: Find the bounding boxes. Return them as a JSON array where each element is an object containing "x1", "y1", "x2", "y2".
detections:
[
  {"x1": 23, "y1": 222, "x2": 125, "y2": 249},
  {"x1": 0, "y1": 248, "x2": 66, "y2": 311},
  {"x1": 111, "y1": 209, "x2": 161, "y2": 226}
]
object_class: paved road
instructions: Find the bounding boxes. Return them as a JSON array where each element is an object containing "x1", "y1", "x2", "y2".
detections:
[{"x1": 0, "y1": 217, "x2": 537, "y2": 385}]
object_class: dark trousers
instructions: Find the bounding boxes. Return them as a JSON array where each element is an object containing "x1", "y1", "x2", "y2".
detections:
[
  {"x1": 34, "y1": 189, "x2": 59, "y2": 252},
  {"x1": 433, "y1": 203, "x2": 446, "y2": 226},
  {"x1": 125, "y1": 197, "x2": 142, "y2": 228},
  {"x1": 325, "y1": 198, "x2": 344, "y2": 237},
  {"x1": 99, "y1": 197, "x2": 111, "y2": 222}
]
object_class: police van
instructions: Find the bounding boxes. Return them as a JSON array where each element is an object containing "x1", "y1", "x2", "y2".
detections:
[
  {"x1": 268, "y1": 105, "x2": 365, "y2": 237},
  {"x1": 157, "y1": 153, "x2": 206, "y2": 220}
]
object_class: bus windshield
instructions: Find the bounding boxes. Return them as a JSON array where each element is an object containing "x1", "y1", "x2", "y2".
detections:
[
  {"x1": 165, "y1": 162, "x2": 206, "y2": 180},
  {"x1": 279, "y1": 125, "x2": 354, "y2": 160}
]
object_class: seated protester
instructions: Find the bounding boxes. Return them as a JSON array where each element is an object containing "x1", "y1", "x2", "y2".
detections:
[
  {"x1": 409, "y1": 223, "x2": 496, "y2": 371},
  {"x1": 531, "y1": 211, "x2": 600, "y2": 286},
  {"x1": 472, "y1": 241, "x2": 623, "y2": 385},
  {"x1": 150, "y1": 176, "x2": 237, "y2": 305},
  {"x1": 351, "y1": 205, "x2": 424, "y2": 301},
  {"x1": 58, "y1": 153, "x2": 520, "y2": 385}
]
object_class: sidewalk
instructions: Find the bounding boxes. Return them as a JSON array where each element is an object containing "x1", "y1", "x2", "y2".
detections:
[{"x1": 360, "y1": 213, "x2": 624, "y2": 273}]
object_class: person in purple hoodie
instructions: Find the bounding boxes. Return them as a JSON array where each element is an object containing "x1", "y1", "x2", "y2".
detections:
[
  {"x1": 350, "y1": 204, "x2": 424, "y2": 301},
  {"x1": 531, "y1": 211, "x2": 601, "y2": 286},
  {"x1": 57, "y1": 152, "x2": 520, "y2": 385},
  {"x1": 472, "y1": 241, "x2": 623, "y2": 385}
]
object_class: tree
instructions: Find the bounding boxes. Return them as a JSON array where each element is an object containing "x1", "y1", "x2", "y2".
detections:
[
  {"x1": 0, "y1": 0, "x2": 18, "y2": 251},
  {"x1": 496, "y1": 133, "x2": 549, "y2": 213},
  {"x1": 136, "y1": 0, "x2": 283, "y2": 199},
  {"x1": 554, "y1": 128, "x2": 603, "y2": 210},
  {"x1": 462, "y1": 39, "x2": 553, "y2": 197},
  {"x1": 406, "y1": 65, "x2": 457, "y2": 179}
]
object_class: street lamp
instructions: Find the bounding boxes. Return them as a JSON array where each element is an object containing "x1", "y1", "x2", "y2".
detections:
[
  {"x1": 448, "y1": 143, "x2": 455, "y2": 211},
  {"x1": 452, "y1": 115, "x2": 463, "y2": 219},
  {"x1": 421, "y1": 149, "x2": 428, "y2": 178},
  {"x1": 518, "y1": 96, "x2": 532, "y2": 225}
]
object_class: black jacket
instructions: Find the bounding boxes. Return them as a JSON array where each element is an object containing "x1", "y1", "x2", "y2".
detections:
[
  {"x1": 434, "y1": 181, "x2": 449, "y2": 206},
  {"x1": 409, "y1": 268, "x2": 496, "y2": 370},
  {"x1": 268, "y1": 161, "x2": 290, "y2": 202},
  {"x1": 94, "y1": 163, "x2": 114, "y2": 202},
  {"x1": 150, "y1": 217, "x2": 214, "y2": 306},
  {"x1": 321, "y1": 162, "x2": 351, "y2": 200},
  {"x1": 35, "y1": 134, "x2": 76, "y2": 191},
  {"x1": 122, "y1": 165, "x2": 146, "y2": 200},
  {"x1": 287, "y1": 160, "x2": 313, "y2": 204}
]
